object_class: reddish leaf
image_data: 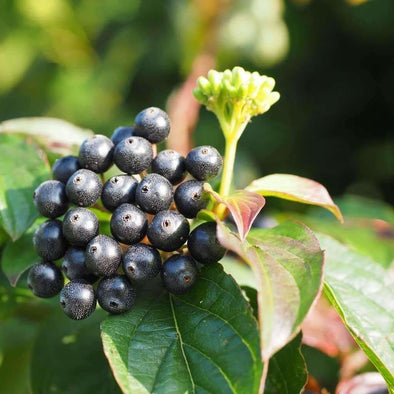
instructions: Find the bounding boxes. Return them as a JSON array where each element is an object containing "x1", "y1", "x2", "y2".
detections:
[
  {"x1": 204, "y1": 184, "x2": 265, "y2": 240},
  {"x1": 302, "y1": 295, "x2": 355, "y2": 357},
  {"x1": 216, "y1": 220, "x2": 324, "y2": 363},
  {"x1": 246, "y1": 174, "x2": 344, "y2": 222},
  {"x1": 336, "y1": 373, "x2": 388, "y2": 394}
]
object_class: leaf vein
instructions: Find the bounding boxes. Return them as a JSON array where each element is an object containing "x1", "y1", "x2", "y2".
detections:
[
  {"x1": 170, "y1": 295, "x2": 196, "y2": 393},
  {"x1": 173, "y1": 296, "x2": 257, "y2": 364}
]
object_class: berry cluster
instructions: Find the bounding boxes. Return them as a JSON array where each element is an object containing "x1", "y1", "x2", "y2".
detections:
[{"x1": 28, "y1": 107, "x2": 226, "y2": 320}]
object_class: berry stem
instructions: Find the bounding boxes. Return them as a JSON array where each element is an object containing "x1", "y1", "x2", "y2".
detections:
[
  {"x1": 93, "y1": 203, "x2": 110, "y2": 213},
  {"x1": 152, "y1": 143, "x2": 157, "y2": 159}
]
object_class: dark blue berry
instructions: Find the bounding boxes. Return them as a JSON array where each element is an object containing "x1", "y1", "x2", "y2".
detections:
[
  {"x1": 97, "y1": 275, "x2": 136, "y2": 314},
  {"x1": 114, "y1": 136, "x2": 153, "y2": 174},
  {"x1": 110, "y1": 203, "x2": 147, "y2": 245},
  {"x1": 33, "y1": 180, "x2": 69, "y2": 218},
  {"x1": 33, "y1": 219, "x2": 67, "y2": 261},
  {"x1": 151, "y1": 149, "x2": 186, "y2": 185},
  {"x1": 188, "y1": 222, "x2": 225, "y2": 265},
  {"x1": 60, "y1": 280, "x2": 96, "y2": 320},
  {"x1": 101, "y1": 174, "x2": 138, "y2": 212},
  {"x1": 28, "y1": 262, "x2": 64, "y2": 298},
  {"x1": 185, "y1": 145, "x2": 223, "y2": 181},
  {"x1": 161, "y1": 254, "x2": 198, "y2": 294},
  {"x1": 111, "y1": 126, "x2": 134, "y2": 146},
  {"x1": 61, "y1": 247, "x2": 98, "y2": 283},
  {"x1": 79, "y1": 134, "x2": 114, "y2": 173},
  {"x1": 133, "y1": 107, "x2": 170, "y2": 143},
  {"x1": 85, "y1": 235, "x2": 122, "y2": 277},
  {"x1": 63, "y1": 208, "x2": 99, "y2": 247},
  {"x1": 52, "y1": 155, "x2": 80, "y2": 184},
  {"x1": 147, "y1": 210, "x2": 189, "y2": 252},
  {"x1": 135, "y1": 174, "x2": 174, "y2": 214},
  {"x1": 123, "y1": 243, "x2": 161, "y2": 285},
  {"x1": 174, "y1": 180, "x2": 209, "y2": 218},
  {"x1": 66, "y1": 169, "x2": 102, "y2": 207}
]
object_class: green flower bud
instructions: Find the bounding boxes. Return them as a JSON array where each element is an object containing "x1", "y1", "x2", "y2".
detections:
[{"x1": 193, "y1": 66, "x2": 280, "y2": 141}]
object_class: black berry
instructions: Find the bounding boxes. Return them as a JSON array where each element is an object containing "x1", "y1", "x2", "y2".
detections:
[
  {"x1": 110, "y1": 203, "x2": 148, "y2": 245},
  {"x1": 111, "y1": 126, "x2": 134, "y2": 146},
  {"x1": 66, "y1": 169, "x2": 102, "y2": 207},
  {"x1": 97, "y1": 275, "x2": 136, "y2": 314},
  {"x1": 174, "y1": 180, "x2": 209, "y2": 218},
  {"x1": 52, "y1": 155, "x2": 80, "y2": 184},
  {"x1": 28, "y1": 262, "x2": 64, "y2": 298},
  {"x1": 135, "y1": 173, "x2": 174, "y2": 214},
  {"x1": 161, "y1": 254, "x2": 198, "y2": 294},
  {"x1": 147, "y1": 210, "x2": 189, "y2": 252},
  {"x1": 61, "y1": 247, "x2": 98, "y2": 283},
  {"x1": 101, "y1": 175, "x2": 138, "y2": 212},
  {"x1": 60, "y1": 280, "x2": 96, "y2": 320},
  {"x1": 63, "y1": 208, "x2": 99, "y2": 247},
  {"x1": 123, "y1": 243, "x2": 161, "y2": 285},
  {"x1": 33, "y1": 219, "x2": 67, "y2": 261},
  {"x1": 79, "y1": 134, "x2": 114, "y2": 173},
  {"x1": 33, "y1": 180, "x2": 69, "y2": 218},
  {"x1": 114, "y1": 136, "x2": 153, "y2": 174},
  {"x1": 151, "y1": 149, "x2": 186, "y2": 185},
  {"x1": 85, "y1": 235, "x2": 122, "y2": 277},
  {"x1": 133, "y1": 107, "x2": 170, "y2": 143},
  {"x1": 188, "y1": 222, "x2": 226, "y2": 265},
  {"x1": 185, "y1": 145, "x2": 223, "y2": 181}
]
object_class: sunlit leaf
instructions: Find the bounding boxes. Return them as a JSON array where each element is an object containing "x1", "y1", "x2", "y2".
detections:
[
  {"x1": 320, "y1": 234, "x2": 394, "y2": 389},
  {"x1": 216, "y1": 220, "x2": 324, "y2": 362},
  {"x1": 0, "y1": 117, "x2": 93, "y2": 154},
  {"x1": 204, "y1": 183, "x2": 265, "y2": 240},
  {"x1": 243, "y1": 286, "x2": 308, "y2": 393},
  {"x1": 246, "y1": 174, "x2": 343, "y2": 222},
  {"x1": 101, "y1": 264, "x2": 262, "y2": 394}
]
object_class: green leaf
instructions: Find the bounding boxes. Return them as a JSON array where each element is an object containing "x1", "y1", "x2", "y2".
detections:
[
  {"x1": 294, "y1": 214, "x2": 394, "y2": 269},
  {"x1": 101, "y1": 264, "x2": 262, "y2": 394},
  {"x1": 0, "y1": 117, "x2": 93, "y2": 154},
  {"x1": 0, "y1": 135, "x2": 50, "y2": 240},
  {"x1": 265, "y1": 334, "x2": 307, "y2": 394},
  {"x1": 246, "y1": 174, "x2": 343, "y2": 222},
  {"x1": 336, "y1": 194, "x2": 394, "y2": 224},
  {"x1": 30, "y1": 309, "x2": 121, "y2": 394},
  {"x1": 2, "y1": 218, "x2": 45, "y2": 286},
  {"x1": 196, "y1": 208, "x2": 217, "y2": 222},
  {"x1": 320, "y1": 234, "x2": 394, "y2": 390},
  {"x1": 216, "y1": 220, "x2": 324, "y2": 361},
  {"x1": 204, "y1": 183, "x2": 265, "y2": 240},
  {"x1": 242, "y1": 286, "x2": 308, "y2": 394}
]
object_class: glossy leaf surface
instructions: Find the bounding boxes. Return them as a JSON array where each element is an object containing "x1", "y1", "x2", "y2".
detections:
[
  {"x1": 205, "y1": 183, "x2": 265, "y2": 240},
  {"x1": 217, "y1": 220, "x2": 324, "y2": 361},
  {"x1": 246, "y1": 174, "x2": 343, "y2": 222},
  {"x1": 101, "y1": 264, "x2": 262, "y2": 394},
  {"x1": 320, "y1": 234, "x2": 394, "y2": 389}
]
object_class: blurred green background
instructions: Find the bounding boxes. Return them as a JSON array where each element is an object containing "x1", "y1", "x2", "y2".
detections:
[
  {"x1": 0, "y1": 2, "x2": 393, "y2": 392},
  {"x1": 0, "y1": 0, "x2": 393, "y2": 203}
]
